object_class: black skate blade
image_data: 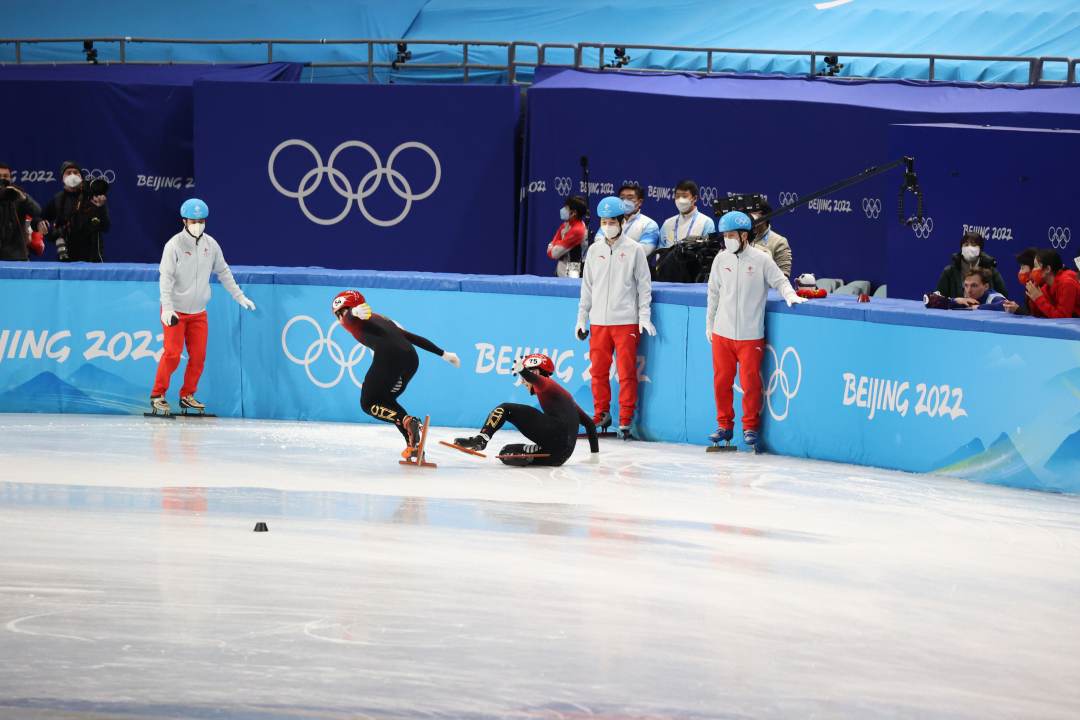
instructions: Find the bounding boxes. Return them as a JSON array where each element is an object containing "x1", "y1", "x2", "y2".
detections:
[
  {"x1": 496, "y1": 453, "x2": 550, "y2": 460},
  {"x1": 143, "y1": 412, "x2": 175, "y2": 420},
  {"x1": 438, "y1": 440, "x2": 487, "y2": 458},
  {"x1": 706, "y1": 444, "x2": 737, "y2": 453},
  {"x1": 178, "y1": 412, "x2": 217, "y2": 418}
]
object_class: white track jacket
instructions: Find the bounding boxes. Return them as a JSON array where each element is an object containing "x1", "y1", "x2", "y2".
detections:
[
  {"x1": 577, "y1": 235, "x2": 652, "y2": 327},
  {"x1": 706, "y1": 244, "x2": 799, "y2": 341},
  {"x1": 159, "y1": 230, "x2": 244, "y2": 315}
]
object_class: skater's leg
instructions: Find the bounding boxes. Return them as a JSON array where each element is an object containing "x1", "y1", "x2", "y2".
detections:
[
  {"x1": 711, "y1": 335, "x2": 738, "y2": 431},
  {"x1": 612, "y1": 324, "x2": 640, "y2": 427},
  {"x1": 589, "y1": 326, "x2": 615, "y2": 421},
  {"x1": 735, "y1": 339, "x2": 765, "y2": 431},
  {"x1": 151, "y1": 311, "x2": 186, "y2": 397},
  {"x1": 361, "y1": 354, "x2": 418, "y2": 441},
  {"x1": 496, "y1": 404, "x2": 572, "y2": 466},
  {"x1": 179, "y1": 311, "x2": 208, "y2": 398}
]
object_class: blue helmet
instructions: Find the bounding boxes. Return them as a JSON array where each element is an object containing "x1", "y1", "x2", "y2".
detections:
[
  {"x1": 718, "y1": 211, "x2": 753, "y2": 234},
  {"x1": 180, "y1": 198, "x2": 209, "y2": 220},
  {"x1": 596, "y1": 196, "x2": 628, "y2": 219}
]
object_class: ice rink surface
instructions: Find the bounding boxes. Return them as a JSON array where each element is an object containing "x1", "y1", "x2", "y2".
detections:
[{"x1": 1, "y1": 413, "x2": 1078, "y2": 720}]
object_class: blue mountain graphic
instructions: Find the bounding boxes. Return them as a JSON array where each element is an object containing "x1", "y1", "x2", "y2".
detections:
[
  {"x1": 1045, "y1": 428, "x2": 1080, "y2": 478},
  {"x1": 932, "y1": 437, "x2": 986, "y2": 470},
  {"x1": 935, "y1": 432, "x2": 1042, "y2": 490},
  {"x1": 0, "y1": 371, "x2": 126, "y2": 414},
  {"x1": 66, "y1": 363, "x2": 147, "y2": 412}
]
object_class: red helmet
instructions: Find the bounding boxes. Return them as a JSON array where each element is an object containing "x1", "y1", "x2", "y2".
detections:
[
  {"x1": 331, "y1": 290, "x2": 365, "y2": 317},
  {"x1": 522, "y1": 353, "x2": 555, "y2": 376}
]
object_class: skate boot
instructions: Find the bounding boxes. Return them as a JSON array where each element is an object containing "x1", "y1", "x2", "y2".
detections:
[
  {"x1": 401, "y1": 415, "x2": 422, "y2": 460},
  {"x1": 743, "y1": 429, "x2": 762, "y2": 454},
  {"x1": 707, "y1": 427, "x2": 736, "y2": 453},
  {"x1": 453, "y1": 434, "x2": 489, "y2": 452},
  {"x1": 617, "y1": 424, "x2": 634, "y2": 441},
  {"x1": 497, "y1": 443, "x2": 543, "y2": 467},
  {"x1": 149, "y1": 395, "x2": 171, "y2": 416},
  {"x1": 179, "y1": 395, "x2": 206, "y2": 415}
]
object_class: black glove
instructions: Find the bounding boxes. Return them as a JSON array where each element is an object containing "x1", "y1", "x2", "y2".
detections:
[{"x1": 576, "y1": 327, "x2": 589, "y2": 341}]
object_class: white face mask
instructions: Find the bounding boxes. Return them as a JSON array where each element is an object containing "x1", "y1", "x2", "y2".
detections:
[
  {"x1": 724, "y1": 236, "x2": 741, "y2": 253},
  {"x1": 602, "y1": 223, "x2": 621, "y2": 240},
  {"x1": 675, "y1": 197, "x2": 694, "y2": 214},
  {"x1": 1074, "y1": 256, "x2": 1079, "y2": 272},
  {"x1": 961, "y1": 245, "x2": 980, "y2": 261},
  {"x1": 559, "y1": 207, "x2": 570, "y2": 222},
  {"x1": 186, "y1": 222, "x2": 205, "y2": 238},
  {"x1": 620, "y1": 197, "x2": 637, "y2": 215},
  {"x1": 63, "y1": 173, "x2": 83, "y2": 189}
]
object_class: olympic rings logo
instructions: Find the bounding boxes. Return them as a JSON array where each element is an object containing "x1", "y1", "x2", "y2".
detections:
[
  {"x1": 777, "y1": 191, "x2": 799, "y2": 212},
  {"x1": 268, "y1": 139, "x2": 441, "y2": 227},
  {"x1": 281, "y1": 315, "x2": 368, "y2": 389},
  {"x1": 699, "y1": 186, "x2": 719, "y2": 206},
  {"x1": 862, "y1": 198, "x2": 882, "y2": 219},
  {"x1": 553, "y1": 176, "x2": 573, "y2": 197},
  {"x1": 1048, "y1": 226, "x2": 1071, "y2": 249},
  {"x1": 82, "y1": 168, "x2": 116, "y2": 184},
  {"x1": 734, "y1": 345, "x2": 802, "y2": 422},
  {"x1": 911, "y1": 216, "x2": 935, "y2": 239}
]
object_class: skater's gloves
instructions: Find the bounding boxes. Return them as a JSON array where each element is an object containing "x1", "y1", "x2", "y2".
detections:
[
  {"x1": 161, "y1": 309, "x2": 178, "y2": 327},
  {"x1": 705, "y1": 327, "x2": 712, "y2": 343},
  {"x1": 350, "y1": 303, "x2": 372, "y2": 320},
  {"x1": 586, "y1": 451, "x2": 600, "y2": 464},
  {"x1": 442, "y1": 351, "x2": 461, "y2": 368},
  {"x1": 575, "y1": 322, "x2": 589, "y2": 341},
  {"x1": 237, "y1": 295, "x2": 257, "y2": 311},
  {"x1": 785, "y1": 295, "x2": 808, "y2": 307},
  {"x1": 638, "y1": 319, "x2": 656, "y2": 337}
]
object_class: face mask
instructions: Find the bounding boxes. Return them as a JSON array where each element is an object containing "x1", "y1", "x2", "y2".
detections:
[
  {"x1": 675, "y1": 197, "x2": 694, "y2": 214},
  {"x1": 1018, "y1": 270, "x2": 1030, "y2": 285},
  {"x1": 961, "y1": 245, "x2": 980, "y2": 262},
  {"x1": 602, "y1": 223, "x2": 621, "y2": 240},
  {"x1": 1030, "y1": 268, "x2": 1045, "y2": 285},
  {"x1": 63, "y1": 173, "x2": 83, "y2": 189},
  {"x1": 724, "y1": 236, "x2": 741, "y2": 253},
  {"x1": 620, "y1": 198, "x2": 637, "y2": 215},
  {"x1": 1074, "y1": 257, "x2": 1079, "y2": 272},
  {"x1": 186, "y1": 222, "x2": 205, "y2": 238},
  {"x1": 559, "y1": 207, "x2": 570, "y2": 222}
]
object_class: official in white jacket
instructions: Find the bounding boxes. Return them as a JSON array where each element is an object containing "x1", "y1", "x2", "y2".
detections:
[
  {"x1": 706, "y1": 211, "x2": 806, "y2": 451},
  {"x1": 576, "y1": 196, "x2": 655, "y2": 438},
  {"x1": 149, "y1": 198, "x2": 256, "y2": 416}
]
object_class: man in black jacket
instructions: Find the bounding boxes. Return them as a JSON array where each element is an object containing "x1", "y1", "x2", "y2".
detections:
[
  {"x1": 935, "y1": 231, "x2": 1007, "y2": 299},
  {"x1": 0, "y1": 162, "x2": 44, "y2": 261},
  {"x1": 41, "y1": 161, "x2": 110, "y2": 262}
]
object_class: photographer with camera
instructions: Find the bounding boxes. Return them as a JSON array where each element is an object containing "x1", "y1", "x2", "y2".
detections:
[
  {"x1": 748, "y1": 198, "x2": 793, "y2": 278},
  {"x1": 41, "y1": 161, "x2": 110, "y2": 262},
  {"x1": 0, "y1": 162, "x2": 46, "y2": 261}
]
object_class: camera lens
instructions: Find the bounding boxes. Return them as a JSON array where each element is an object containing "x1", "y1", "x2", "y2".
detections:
[{"x1": 88, "y1": 178, "x2": 109, "y2": 196}]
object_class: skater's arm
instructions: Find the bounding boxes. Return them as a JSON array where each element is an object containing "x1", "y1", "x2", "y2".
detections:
[
  {"x1": 401, "y1": 328, "x2": 445, "y2": 356},
  {"x1": 578, "y1": 407, "x2": 599, "y2": 453},
  {"x1": 705, "y1": 254, "x2": 721, "y2": 338},
  {"x1": 634, "y1": 244, "x2": 652, "y2": 324},
  {"x1": 209, "y1": 241, "x2": 245, "y2": 301},
  {"x1": 577, "y1": 245, "x2": 593, "y2": 329},
  {"x1": 159, "y1": 244, "x2": 177, "y2": 314},
  {"x1": 765, "y1": 256, "x2": 799, "y2": 304}
]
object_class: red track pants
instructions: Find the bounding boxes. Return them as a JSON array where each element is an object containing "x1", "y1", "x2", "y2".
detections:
[
  {"x1": 151, "y1": 310, "x2": 208, "y2": 398},
  {"x1": 711, "y1": 334, "x2": 764, "y2": 432},
  {"x1": 589, "y1": 324, "x2": 639, "y2": 426}
]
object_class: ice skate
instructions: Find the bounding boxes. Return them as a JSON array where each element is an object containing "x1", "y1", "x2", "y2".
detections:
[
  {"x1": 496, "y1": 443, "x2": 550, "y2": 466},
  {"x1": 179, "y1": 395, "x2": 216, "y2": 417},
  {"x1": 581, "y1": 411, "x2": 616, "y2": 439},
  {"x1": 399, "y1": 415, "x2": 436, "y2": 468},
  {"x1": 440, "y1": 434, "x2": 488, "y2": 458},
  {"x1": 617, "y1": 424, "x2": 634, "y2": 441},
  {"x1": 743, "y1": 429, "x2": 762, "y2": 454},
  {"x1": 144, "y1": 395, "x2": 174, "y2": 420},
  {"x1": 707, "y1": 427, "x2": 736, "y2": 453}
]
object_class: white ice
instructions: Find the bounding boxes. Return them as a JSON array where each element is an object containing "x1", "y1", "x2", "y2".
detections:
[{"x1": 1, "y1": 413, "x2": 1079, "y2": 720}]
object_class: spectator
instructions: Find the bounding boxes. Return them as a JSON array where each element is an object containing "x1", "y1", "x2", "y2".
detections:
[
  {"x1": 576, "y1": 196, "x2": 655, "y2": 440},
  {"x1": 547, "y1": 195, "x2": 588, "y2": 278},
  {"x1": 1025, "y1": 249, "x2": 1080, "y2": 319},
  {"x1": 935, "y1": 231, "x2": 1007, "y2": 299},
  {"x1": 41, "y1": 161, "x2": 110, "y2": 262},
  {"x1": 659, "y1": 180, "x2": 715, "y2": 250},
  {"x1": 617, "y1": 183, "x2": 660, "y2": 257},
  {"x1": 0, "y1": 162, "x2": 44, "y2": 261},
  {"x1": 748, "y1": 198, "x2": 793, "y2": 277},
  {"x1": 955, "y1": 268, "x2": 1006, "y2": 311},
  {"x1": 1003, "y1": 247, "x2": 1039, "y2": 316}
]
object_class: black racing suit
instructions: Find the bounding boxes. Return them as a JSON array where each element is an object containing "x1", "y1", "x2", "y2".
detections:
[
  {"x1": 42, "y1": 189, "x2": 110, "y2": 262},
  {"x1": 480, "y1": 367, "x2": 599, "y2": 466},
  {"x1": 0, "y1": 191, "x2": 42, "y2": 261},
  {"x1": 339, "y1": 311, "x2": 444, "y2": 441}
]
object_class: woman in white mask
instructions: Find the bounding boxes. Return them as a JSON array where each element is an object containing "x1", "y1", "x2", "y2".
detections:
[
  {"x1": 576, "y1": 196, "x2": 655, "y2": 439},
  {"x1": 658, "y1": 179, "x2": 715, "y2": 251},
  {"x1": 149, "y1": 198, "x2": 257, "y2": 417},
  {"x1": 705, "y1": 211, "x2": 804, "y2": 454},
  {"x1": 934, "y1": 231, "x2": 1007, "y2": 300}
]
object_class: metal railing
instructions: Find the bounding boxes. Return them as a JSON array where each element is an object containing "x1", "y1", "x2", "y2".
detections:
[{"x1": 0, "y1": 37, "x2": 1075, "y2": 86}]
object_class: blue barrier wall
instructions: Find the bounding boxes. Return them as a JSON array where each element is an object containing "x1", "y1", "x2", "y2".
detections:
[
  {"x1": 193, "y1": 81, "x2": 521, "y2": 273},
  {"x1": 887, "y1": 123, "x2": 1080, "y2": 301},
  {"x1": 2, "y1": 262, "x2": 1078, "y2": 493}
]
